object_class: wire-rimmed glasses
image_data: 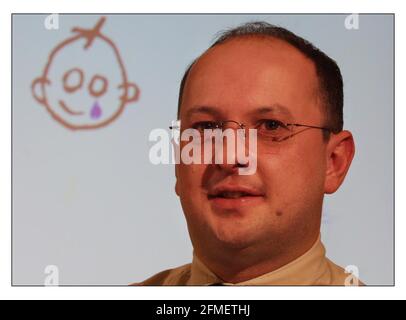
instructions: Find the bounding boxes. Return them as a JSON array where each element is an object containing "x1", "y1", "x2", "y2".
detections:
[{"x1": 170, "y1": 119, "x2": 332, "y2": 143}]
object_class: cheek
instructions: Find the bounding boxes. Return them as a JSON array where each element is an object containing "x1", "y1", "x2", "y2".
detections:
[
  {"x1": 258, "y1": 140, "x2": 326, "y2": 204},
  {"x1": 176, "y1": 164, "x2": 212, "y2": 225},
  {"x1": 177, "y1": 164, "x2": 206, "y2": 197}
]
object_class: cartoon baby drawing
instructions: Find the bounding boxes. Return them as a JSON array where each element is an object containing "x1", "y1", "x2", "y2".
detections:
[{"x1": 32, "y1": 17, "x2": 139, "y2": 130}]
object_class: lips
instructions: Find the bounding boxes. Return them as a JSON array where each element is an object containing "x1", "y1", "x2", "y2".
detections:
[
  {"x1": 208, "y1": 185, "x2": 265, "y2": 210},
  {"x1": 208, "y1": 187, "x2": 263, "y2": 199},
  {"x1": 211, "y1": 191, "x2": 256, "y2": 199}
]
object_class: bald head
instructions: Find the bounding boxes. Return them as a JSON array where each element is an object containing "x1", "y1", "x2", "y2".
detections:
[{"x1": 177, "y1": 22, "x2": 344, "y2": 134}]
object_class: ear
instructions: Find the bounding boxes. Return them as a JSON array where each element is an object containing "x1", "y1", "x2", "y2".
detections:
[
  {"x1": 170, "y1": 122, "x2": 182, "y2": 197},
  {"x1": 175, "y1": 163, "x2": 180, "y2": 197},
  {"x1": 31, "y1": 77, "x2": 50, "y2": 105},
  {"x1": 119, "y1": 82, "x2": 140, "y2": 104},
  {"x1": 173, "y1": 138, "x2": 181, "y2": 197},
  {"x1": 324, "y1": 130, "x2": 355, "y2": 194}
]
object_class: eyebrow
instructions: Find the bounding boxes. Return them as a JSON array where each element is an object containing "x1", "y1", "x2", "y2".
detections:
[
  {"x1": 185, "y1": 104, "x2": 293, "y2": 118},
  {"x1": 247, "y1": 105, "x2": 293, "y2": 118},
  {"x1": 185, "y1": 105, "x2": 223, "y2": 118}
]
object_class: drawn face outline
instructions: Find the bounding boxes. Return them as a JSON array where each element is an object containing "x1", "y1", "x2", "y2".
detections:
[{"x1": 32, "y1": 17, "x2": 140, "y2": 130}]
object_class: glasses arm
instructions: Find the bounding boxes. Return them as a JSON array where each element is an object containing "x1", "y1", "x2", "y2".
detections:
[{"x1": 288, "y1": 123, "x2": 332, "y2": 132}]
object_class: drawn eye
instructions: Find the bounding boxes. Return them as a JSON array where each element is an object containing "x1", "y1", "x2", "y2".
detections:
[
  {"x1": 192, "y1": 121, "x2": 219, "y2": 131},
  {"x1": 63, "y1": 68, "x2": 84, "y2": 93},
  {"x1": 89, "y1": 75, "x2": 108, "y2": 97}
]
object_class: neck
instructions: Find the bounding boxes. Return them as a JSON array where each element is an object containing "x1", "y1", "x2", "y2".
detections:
[{"x1": 194, "y1": 233, "x2": 320, "y2": 284}]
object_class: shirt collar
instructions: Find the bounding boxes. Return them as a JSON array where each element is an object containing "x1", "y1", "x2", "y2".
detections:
[{"x1": 188, "y1": 235, "x2": 331, "y2": 285}]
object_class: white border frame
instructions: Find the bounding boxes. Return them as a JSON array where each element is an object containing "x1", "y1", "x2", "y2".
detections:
[{"x1": 1, "y1": 0, "x2": 403, "y2": 300}]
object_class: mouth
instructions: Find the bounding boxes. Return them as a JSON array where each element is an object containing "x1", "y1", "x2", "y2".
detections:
[
  {"x1": 208, "y1": 185, "x2": 265, "y2": 210},
  {"x1": 59, "y1": 100, "x2": 84, "y2": 116}
]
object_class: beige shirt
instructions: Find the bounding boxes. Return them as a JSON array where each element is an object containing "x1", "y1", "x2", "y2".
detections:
[{"x1": 137, "y1": 236, "x2": 362, "y2": 286}]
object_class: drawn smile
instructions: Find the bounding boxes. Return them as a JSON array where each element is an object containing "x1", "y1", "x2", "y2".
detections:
[{"x1": 59, "y1": 100, "x2": 85, "y2": 116}]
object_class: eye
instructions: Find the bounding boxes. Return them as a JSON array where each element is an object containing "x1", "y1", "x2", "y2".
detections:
[
  {"x1": 192, "y1": 121, "x2": 219, "y2": 131},
  {"x1": 89, "y1": 74, "x2": 108, "y2": 97},
  {"x1": 63, "y1": 68, "x2": 84, "y2": 93},
  {"x1": 258, "y1": 119, "x2": 287, "y2": 131}
]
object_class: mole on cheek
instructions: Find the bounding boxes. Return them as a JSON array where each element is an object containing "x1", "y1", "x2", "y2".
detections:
[{"x1": 276, "y1": 211, "x2": 283, "y2": 217}]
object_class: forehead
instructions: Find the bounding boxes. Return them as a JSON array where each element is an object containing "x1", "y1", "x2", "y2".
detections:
[{"x1": 181, "y1": 36, "x2": 321, "y2": 120}]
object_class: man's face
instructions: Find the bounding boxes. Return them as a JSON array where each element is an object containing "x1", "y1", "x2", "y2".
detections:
[{"x1": 176, "y1": 37, "x2": 328, "y2": 252}]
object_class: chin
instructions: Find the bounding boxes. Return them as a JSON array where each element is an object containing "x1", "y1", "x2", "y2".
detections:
[{"x1": 212, "y1": 224, "x2": 260, "y2": 250}]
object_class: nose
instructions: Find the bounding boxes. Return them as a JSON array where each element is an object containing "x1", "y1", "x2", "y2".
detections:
[
  {"x1": 216, "y1": 158, "x2": 248, "y2": 174},
  {"x1": 212, "y1": 127, "x2": 250, "y2": 173}
]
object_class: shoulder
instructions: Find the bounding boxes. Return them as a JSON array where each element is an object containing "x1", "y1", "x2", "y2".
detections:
[
  {"x1": 131, "y1": 263, "x2": 192, "y2": 286},
  {"x1": 326, "y1": 258, "x2": 365, "y2": 286}
]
